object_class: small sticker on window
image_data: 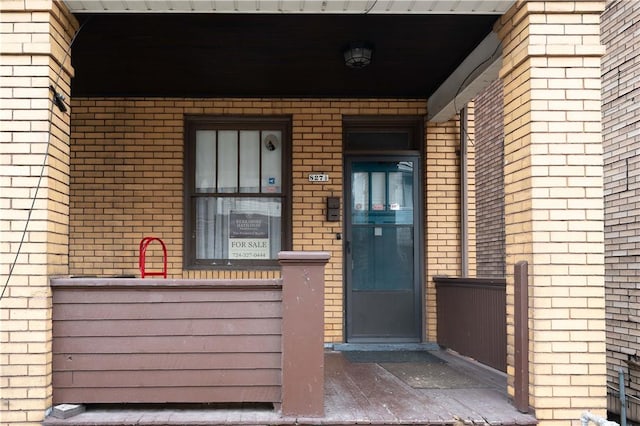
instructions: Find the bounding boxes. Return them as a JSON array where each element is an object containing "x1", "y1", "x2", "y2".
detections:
[{"x1": 268, "y1": 177, "x2": 276, "y2": 185}]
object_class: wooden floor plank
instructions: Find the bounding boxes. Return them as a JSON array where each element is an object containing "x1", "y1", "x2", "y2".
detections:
[
  {"x1": 442, "y1": 388, "x2": 534, "y2": 425},
  {"x1": 430, "y1": 349, "x2": 507, "y2": 391},
  {"x1": 324, "y1": 352, "x2": 382, "y2": 423},
  {"x1": 349, "y1": 362, "x2": 447, "y2": 423},
  {"x1": 44, "y1": 350, "x2": 538, "y2": 426},
  {"x1": 419, "y1": 389, "x2": 488, "y2": 424}
]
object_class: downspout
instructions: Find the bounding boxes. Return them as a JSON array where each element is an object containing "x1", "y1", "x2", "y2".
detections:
[
  {"x1": 460, "y1": 106, "x2": 469, "y2": 277},
  {"x1": 619, "y1": 368, "x2": 627, "y2": 426}
]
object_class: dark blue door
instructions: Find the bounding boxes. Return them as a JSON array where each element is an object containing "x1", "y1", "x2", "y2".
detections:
[{"x1": 345, "y1": 157, "x2": 422, "y2": 342}]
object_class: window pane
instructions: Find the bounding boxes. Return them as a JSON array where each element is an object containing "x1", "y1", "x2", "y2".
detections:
[
  {"x1": 239, "y1": 131, "x2": 260, "y2": 193},
  {"x1": 218, "y1": 131, "x2": 238, "y2": 193},
  {"x1": 346, "y1": 131, "x2": 413, "y2": 150},
  {"x1": 195, "y1": 197, "x2": 219, "y2": 259},
  {"x1": 352, "y1": 172, "x2": 369, "y2": 211},
  {"x1": 352, "y1": 225, "x2": 413, "y2": 290},
  {"x1": 195, "y1": 130, "x2": 216, "y2": 192},
  {"x1": 261, "y1": 131, "x2": 281, "y2": 193},
  {"x1": 389, "y1": 162, "x2": 413, "y2": 225},
  {"x1": 389, "y1": 172, "x2": 404, "y2": 208},
  {"x1": 371, "y1": 172, "x2": 386, "y2": 211},
  {"x1": 352, "y1": 172, "x2": 369, "y2": 225},
  {"x1": 195, "y1": 197, "x2": 282, "y2": 261}
]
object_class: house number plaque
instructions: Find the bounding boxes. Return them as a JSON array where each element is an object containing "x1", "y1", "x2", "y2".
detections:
[{"x1": 308, "y1": 174, "x2": 329, "y2": 182}]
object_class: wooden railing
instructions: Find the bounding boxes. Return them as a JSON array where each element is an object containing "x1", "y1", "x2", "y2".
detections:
[
  {"x1": 434, "y1": 276, "x2": 507, "y2": 372},
  {"x1": 51, "y1": 251, "x2": 329, "y2": 417}
]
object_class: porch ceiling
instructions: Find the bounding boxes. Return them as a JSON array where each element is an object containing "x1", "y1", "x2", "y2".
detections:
[{"x1": 69, "y1": 12, "x2": 502, "y2": 98}]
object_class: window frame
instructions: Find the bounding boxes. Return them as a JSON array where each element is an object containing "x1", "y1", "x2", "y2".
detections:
[{"x1": 183, "y1": 115, "x2": 292, "y2": 269}]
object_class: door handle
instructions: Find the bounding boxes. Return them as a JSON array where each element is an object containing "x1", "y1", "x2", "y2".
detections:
[{"x1": 345, "y1": 240, "x2": 351, "y2": 255}]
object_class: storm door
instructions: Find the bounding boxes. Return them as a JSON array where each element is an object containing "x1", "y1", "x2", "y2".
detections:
[{"x1": 345, "y1": 156, "x2": 422, "y2": 342}]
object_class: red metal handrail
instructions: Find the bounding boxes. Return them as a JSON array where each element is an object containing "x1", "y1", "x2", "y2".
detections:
[{"x1": 139, "y1": 237, "x2": 167, "y2": 278}]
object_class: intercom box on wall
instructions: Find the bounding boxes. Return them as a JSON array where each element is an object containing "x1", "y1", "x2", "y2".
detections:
[{"x1": 326, "y1": 197, "x2": 340, "y2": 222}]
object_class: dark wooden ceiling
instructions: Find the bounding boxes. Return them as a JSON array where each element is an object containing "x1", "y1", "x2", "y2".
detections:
[{"x1": 70, "y1": 13, "x2": 499, "y2": 98}]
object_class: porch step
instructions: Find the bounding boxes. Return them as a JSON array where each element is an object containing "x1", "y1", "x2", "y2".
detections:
[
  {"x1": 44, "y1": 413, "x2": 537, "y2": 426},
  {"x1": 43, "y1": 406, "x2": 538, "y2": 426}
]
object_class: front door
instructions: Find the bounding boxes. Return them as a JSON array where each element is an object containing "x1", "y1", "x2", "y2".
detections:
[{"x1": 345, "y1": 156, "x2": 422, "y2": 342}]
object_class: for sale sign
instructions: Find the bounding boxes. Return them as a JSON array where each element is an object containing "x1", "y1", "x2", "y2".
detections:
[{"x1": 228, "y1": 212, "x2": 269, "y2": 259}]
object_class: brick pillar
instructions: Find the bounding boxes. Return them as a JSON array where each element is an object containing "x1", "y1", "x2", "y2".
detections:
[
  {"x1": 496, "y1": 1, "x2": 606, "y2": 423},
  {"x1": 0, "y1": 1, "x2": 78, "y2": 424}
]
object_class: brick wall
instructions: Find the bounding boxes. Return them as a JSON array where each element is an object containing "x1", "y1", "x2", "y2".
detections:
[
  {"x1": 601, "y1": 0, "x2": 640, "y2": 419},
  {"x1": 424, "y1": 118, "x2": 462, "y2": 341},
  {"x1": 474, "y1": 79, "x2": 506, "y2": 279},
  {"x1": 0, "y1": 0, "x2": 78, "y2": 424},
  {"x1": 424, "y1": 111, "x2": 475, "y2": 340},
  {"x1": 497, "y1": 1, "x2": 606, "y2": 423},
  {"x1": 68, "y1": 98, "x2": 440, "y2": 343}
]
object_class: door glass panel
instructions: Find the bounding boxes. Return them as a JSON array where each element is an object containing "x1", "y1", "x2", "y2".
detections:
[
  {"x1": 352, "y1": 163, "x2": 414, "y2": 226},
  {"x1": 352, "y1": 172, "x2": 369, "y2": 224},
  {"x1": 350, "y1": 160, "x2": 415, "y2": 292},
  {"x1": 371, "y1": 172, "x2": 386, "y2": 212},
  {"x1": 352, "y1": 225, "x2": 413, "y2": 291},
  {"x1": 389, "y1": 172, "x2": 403, "y2": 209},
  {"x1": 352, "y1": 226, "x2": 373, "y2": 290},
  {"x1": 388, "y1": 161, "x2": 413, "y2": 225}
]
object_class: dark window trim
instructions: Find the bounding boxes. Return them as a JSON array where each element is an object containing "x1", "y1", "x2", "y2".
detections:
[{"x1": 183, "y1": 115, "x2": 292, "y2": 270}]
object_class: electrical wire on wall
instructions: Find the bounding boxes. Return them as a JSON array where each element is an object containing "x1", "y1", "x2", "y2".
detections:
[{"x1": 0, "y1": 18, "x2": 91, "y2": 303}]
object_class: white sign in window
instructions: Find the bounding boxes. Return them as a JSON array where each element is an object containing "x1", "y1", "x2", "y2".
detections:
[{"x1": 228, "y1": 212, "x2": 270, "y2": 259}]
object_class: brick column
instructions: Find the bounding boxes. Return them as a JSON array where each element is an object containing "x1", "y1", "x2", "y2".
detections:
[
  {"x1": 0, "y1": 1, "x2": 78, "y2": 424},
  {"x1": 496, "y1": 1, "x2": 606, "y2": 423}
]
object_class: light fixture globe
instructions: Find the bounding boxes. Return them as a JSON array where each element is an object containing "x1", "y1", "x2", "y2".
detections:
[{"x1": 343, "y1": 42, "x2": 374, "y2": 69}]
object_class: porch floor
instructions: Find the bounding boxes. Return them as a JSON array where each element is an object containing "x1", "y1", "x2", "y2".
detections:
[{"x1": 44, "y1": 349, "x2": 537, "y2": 426}]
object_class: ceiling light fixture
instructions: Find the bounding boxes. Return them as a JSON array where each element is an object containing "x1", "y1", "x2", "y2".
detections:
[{"x1": 343, "y1": 42, "x2": 374, "y2": 69}]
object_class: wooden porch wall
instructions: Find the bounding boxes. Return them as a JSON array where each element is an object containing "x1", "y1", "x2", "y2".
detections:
[
  {"x1": 51, "y1": 279, "x2": 283, "y2": 404},
  {"x1": 434, "y1": 276, "x2": 506, "y2": 372},
  {"x1": 51, "y1": 252, "x2": 329, "y2": 416}
]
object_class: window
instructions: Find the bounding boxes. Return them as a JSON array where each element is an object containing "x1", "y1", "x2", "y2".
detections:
[
  {"x1": 184, "y1": 117, "x2": 291, "y2": 268},
  {"x1": 343, "y1": 116, "x2": 423, "y2": 152}
]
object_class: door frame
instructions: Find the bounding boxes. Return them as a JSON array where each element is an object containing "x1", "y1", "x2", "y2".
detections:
[{"x1": 341, "y1": 114, "x2": 426, "y2": 342}]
